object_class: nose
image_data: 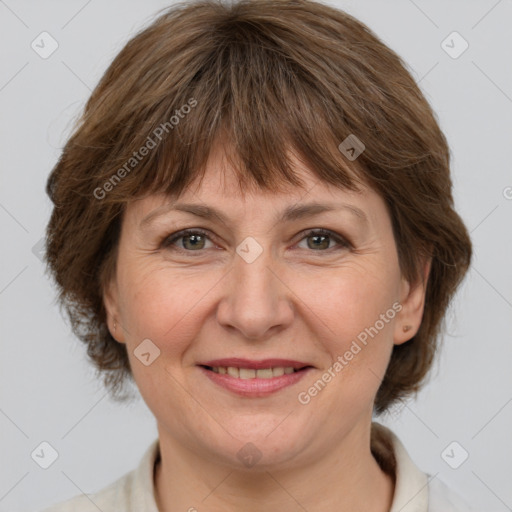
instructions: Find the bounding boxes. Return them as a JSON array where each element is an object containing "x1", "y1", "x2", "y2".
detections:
[{"x1": 216, "y1": 246, "x2": 294, "y2": 340}]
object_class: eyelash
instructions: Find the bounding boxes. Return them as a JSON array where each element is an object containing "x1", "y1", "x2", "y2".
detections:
[{"x1": 160, "y1": 228, "x2": 351, "y2": 254}]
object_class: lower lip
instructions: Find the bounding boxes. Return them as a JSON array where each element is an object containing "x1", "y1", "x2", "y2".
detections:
[{"x1": 198, "y1": 366, "x2": 312, "y2": 397}]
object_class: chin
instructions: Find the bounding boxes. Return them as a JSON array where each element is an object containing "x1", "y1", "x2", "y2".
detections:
[{"x1": 202, "y1": 418, "x2": 311, "y2": 469}]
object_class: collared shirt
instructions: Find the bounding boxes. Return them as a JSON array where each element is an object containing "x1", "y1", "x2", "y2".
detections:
[{"x1": 41, "y1": 423, "x2": 472, "y2": 511}]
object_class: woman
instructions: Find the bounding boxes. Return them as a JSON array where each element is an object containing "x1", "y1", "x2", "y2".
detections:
[{"x1": 42, "y1": 0, "x2": 473, "y2": 510}]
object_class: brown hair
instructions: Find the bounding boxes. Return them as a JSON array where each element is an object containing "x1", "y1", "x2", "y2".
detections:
[{"x1": 45, "y1": 0, "x2": 471, "y2": 413}]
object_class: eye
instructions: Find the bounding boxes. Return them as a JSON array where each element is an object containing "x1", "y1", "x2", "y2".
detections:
[
  {"x1": 296, "y1": 229, "x2": 350, "y2": 251},
  {"x1": 161, "y1": 229, "x2": 215, "y2": 251},
  {"x1": 160, "y1": 228, "x2": 351, "y2": 254}
]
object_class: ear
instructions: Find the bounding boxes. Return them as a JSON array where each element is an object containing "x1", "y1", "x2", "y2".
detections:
[
  {"x1": 394, "y1": 257, "x2": 431, "y2": 345},
  {"x1": 103, "y1": 277, "x2": 126, "y2": 344}
]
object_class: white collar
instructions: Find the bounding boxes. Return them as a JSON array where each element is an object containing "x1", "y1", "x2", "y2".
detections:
[{"x1": 371, "y1": 422, "x2": 429, "y2": 511}]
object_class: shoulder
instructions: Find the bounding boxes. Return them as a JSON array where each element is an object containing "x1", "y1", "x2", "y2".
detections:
[
  {"x1": 371, "y1": 423, "x2": 473, "y2": 512},
  {"x1": 428, "y1": 476, "x2": 474, "y2": 512},
  {"x1": 39, "y1": 476, "x2": 126, "y2": 512},
  {"x1": 39, "y1": 438, "x2": 160, "y2": 512}
]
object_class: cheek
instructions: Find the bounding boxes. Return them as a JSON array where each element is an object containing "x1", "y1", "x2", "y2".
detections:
[
  {"x1": 295, "y1": 258, "x2": 401, "y2": 340},
  {"x1": 292, "y1": 259, "x2": 401, "y2": 399},
  {"x1": 117, "y1": 261, "x2": 224, "y2": 350},
  {"x1": 114, "y1": 264, "x2": 218, "y2": 407}
]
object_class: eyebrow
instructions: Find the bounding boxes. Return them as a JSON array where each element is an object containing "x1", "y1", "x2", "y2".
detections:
[{"x1": 140, "y1": 201, "x2": 368, "y2": 228}]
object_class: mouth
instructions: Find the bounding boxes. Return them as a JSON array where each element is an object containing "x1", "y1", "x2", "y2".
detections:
[
  {"x1": 197, "y1": 358, "x2": 314, "y2": 397},
  {"x1": 200, "y1": 365, "x2": 309, "y2": 378}
]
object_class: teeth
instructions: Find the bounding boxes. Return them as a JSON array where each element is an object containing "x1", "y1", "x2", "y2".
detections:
[
  {"x1": 239, "y1": 368, "x2": 256, "y2": 379},
  {"x1": 256, "y1": 368, "x2": 273, "y2": 379},
  {"x1": 227, "y1": 367, "x2": 239, "y2": 378},
  {"x1": 211, "y1": 366, "x2": 299, "y2": 378},
  {"x1": 272, "y1": 367, "x2": 284, "y2": 377}
]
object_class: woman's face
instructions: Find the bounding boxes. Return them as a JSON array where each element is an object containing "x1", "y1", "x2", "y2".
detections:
[{"x1": 105, "y1": 145, "x2": 427, "y2": 469}]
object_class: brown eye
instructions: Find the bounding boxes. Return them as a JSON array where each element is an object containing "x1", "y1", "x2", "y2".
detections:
[
  {"x1": 307, "y1": 233, "x2": 330, "y2": 250},
  {"x1": 181, "y1": 233, "x2": 206, "y2": 250},
  {"x1": 297, "y1": 229, "x2": 350, "y2": 251},
  {"x1": 162, "y1": 229, "x2": 213, "y2": 251}
]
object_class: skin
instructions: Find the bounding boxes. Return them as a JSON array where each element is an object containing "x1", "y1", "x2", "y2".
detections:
[{"x1": 104, "y1": 144, "x2": 430, "y2": 512}]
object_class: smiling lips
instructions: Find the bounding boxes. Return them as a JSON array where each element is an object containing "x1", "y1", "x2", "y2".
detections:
[{"x1": 198, "y1": 358, "x2": 314, "y2": 397}]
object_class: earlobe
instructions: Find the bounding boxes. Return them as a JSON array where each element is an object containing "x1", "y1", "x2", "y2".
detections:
[{"x1": 394, "y1": 258, "x2": 431, "y2": 345}]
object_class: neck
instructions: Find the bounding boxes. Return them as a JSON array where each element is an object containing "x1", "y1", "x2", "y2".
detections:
[{"x1": 154, "y1": 422, "x2": 395, "y2": 512}]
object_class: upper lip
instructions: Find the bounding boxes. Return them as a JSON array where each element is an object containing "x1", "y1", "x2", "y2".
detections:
[{"x1": 198, "y1": 358, "x2": 313, "y2": 370}]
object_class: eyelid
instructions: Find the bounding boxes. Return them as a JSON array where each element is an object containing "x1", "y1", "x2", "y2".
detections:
[
  {"x1": 294, "y1": 228, "x2": 352, "y2": 250},
  {"x1": 160, "y1": 227, "x2": 352, "y2": 253},
  {"x1": 160, "y1": 228, "x2": 215, "y2": 249}
]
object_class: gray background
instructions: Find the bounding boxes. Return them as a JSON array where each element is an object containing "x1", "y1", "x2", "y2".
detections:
[{"x1": 1, "y1": 0, "x2": 511, "y2": 510}]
